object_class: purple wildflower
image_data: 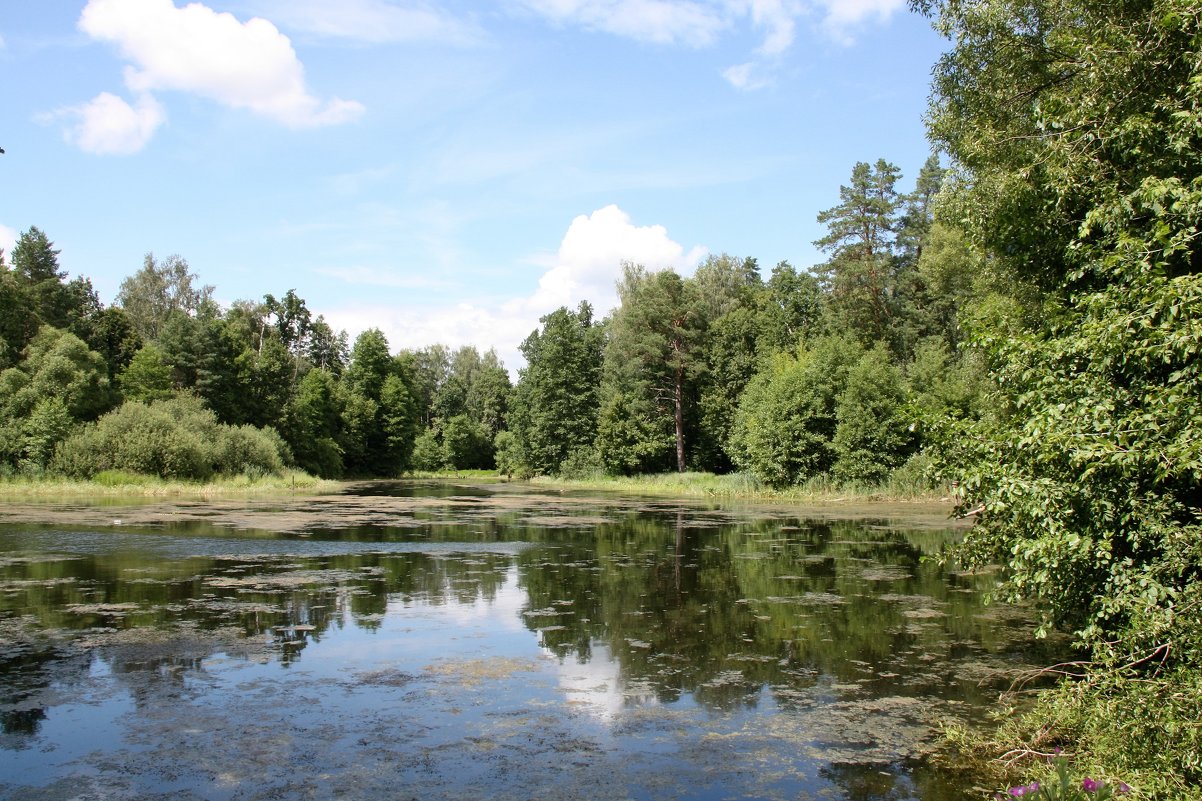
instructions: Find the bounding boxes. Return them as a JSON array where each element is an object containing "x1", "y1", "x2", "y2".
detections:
[
  {"x1": 1118, "y1": 782, "x2": 1131, "y2": 795},
  {"x1": 1082, "y1": 777, "x2": 1102, "y2": 793},
  {"x1": 1008, "y1": 786, "x2": 1027, "y2": 797}
]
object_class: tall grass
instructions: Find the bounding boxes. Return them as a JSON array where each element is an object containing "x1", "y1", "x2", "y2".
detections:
[
  {"x1": 0, "y1": 469, "x2": 341, "y2": 499},
  {"x1": 529, "y1": 469, "x2": 950, "y2": 502}
]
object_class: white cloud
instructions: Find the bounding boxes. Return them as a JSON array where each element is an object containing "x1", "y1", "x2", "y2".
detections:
[
  {"x1": 256, "y1": 0, "x2": 481, "y2": 45},
  {"x1": 59, "y1": 91, "x2": 166, "y2": 155},
  {"x1": 519, "y1": 0, "x2": 903, "y2": 89},
  {"x1": 77, "y1": 0, "x2": 363, "y2": 136},
  {"x1": 323, "y1": 204, "x2": 705, "y2": 374},
  {"x1": 518, "y1": 0, "x2": 728, "y2": 46},
  {"x1": 0, "y1": 224, "x2": 17, "y2": 260},
  {"x1": 528, "y1": 203, "x2": 706, "y2": 312},
  {"x1": 818, "y1": 0, "x2": 905, "y2": 37}
]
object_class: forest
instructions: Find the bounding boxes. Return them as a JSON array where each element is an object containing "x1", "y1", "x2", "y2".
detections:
[
  {"x1": 0, "y1": 153, "x2": 978, "y2": 490},
  {"x1": 2, "y1": 0, "x2": 1201, "y2": 795}
]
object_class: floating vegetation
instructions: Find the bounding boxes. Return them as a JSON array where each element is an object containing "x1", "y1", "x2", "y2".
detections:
[{"x1": 0, "y1": 479, "x2": 1065, "y2": 801}]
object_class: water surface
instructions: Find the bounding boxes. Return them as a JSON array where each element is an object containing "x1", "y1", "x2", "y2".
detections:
[{"x1": 0, "y1": 481, "x2": 1061, "y2": 800}]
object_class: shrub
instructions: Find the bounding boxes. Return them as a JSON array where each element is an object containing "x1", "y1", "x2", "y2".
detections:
[{"x1": 53, "y1": 395, "x2": 290, "y2": 480}]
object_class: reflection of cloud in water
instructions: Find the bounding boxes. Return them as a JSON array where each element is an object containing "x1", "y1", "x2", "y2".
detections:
[
  {"x1": 374, "y1": 565, "x2": 528, "y2": 634},
  {"x1": 550, "y1": 643, "x2": 659, "y2": 722}
]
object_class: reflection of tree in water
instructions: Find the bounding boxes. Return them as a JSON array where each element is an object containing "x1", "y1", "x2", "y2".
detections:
[
  {"x1": 518, "y1": 509, "x2": 1048, "y2": 711},
  {"x1": 0, "y1": 546, "x2": 519, "y2": 737}
]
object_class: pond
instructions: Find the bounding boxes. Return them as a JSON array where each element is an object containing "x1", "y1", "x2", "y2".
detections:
[{"x1": 0, "y1": 481, "x2": 1064, "y2": 801}]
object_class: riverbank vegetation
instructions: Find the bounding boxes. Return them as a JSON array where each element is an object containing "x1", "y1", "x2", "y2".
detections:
[
  {"x1": 2, "y1": 0, "x2": 1199, "y2": 795},
  {"x1": 0, "y1": 469, "x2": 337, "y2": 498}
]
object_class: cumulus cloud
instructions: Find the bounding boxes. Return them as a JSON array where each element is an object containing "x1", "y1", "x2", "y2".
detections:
[
  {"x1": 68, "y1": 0, "x2": 362, "y2": 152},
  {"x1": 528, "y1": 203, "x2": 706, "y2": 312},
  {"x1": 0, "y1": 224, "x2": 17, "y2": 260},
  {"x1": 58, "y1": 91, "x2": 166, "y2": 155},
  {"x1": 257, "y1": 0, "x2": 481, "y2": 45},
  {"x1": 322, "y1": 204, "x2": 705, "y2": 373}
]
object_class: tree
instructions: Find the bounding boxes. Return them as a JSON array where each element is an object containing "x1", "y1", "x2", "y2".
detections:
[
  {"x1": 0, "y1": 326, "x2": 115, "y2": 469},
  {"x1": 116, "y1": 253, "x2": 214, "y2": 341},
  {"x1": 339, "y1": 329, "x2": 418, "y2": 475},
  {"x1": 601, "y1": 264, "x2": 705, "y2": 473},
  {"x1": 758, "y1": 261, "x2": 823, "y2": 355},
  {"x1": 729, "y1": 335, "x2": 861, "y2": 487},
  {"x1": 11, "y1": 227, "x2": 63, "y2": 284},
  {"x1": 814, "y1": 160, "x2": 905, "y2": 349},
  {"x1": 307, "y1": 315, "x2": 348, "y2": 375},
  {"x1": 287, "y1": 367, "x2": 344, "y2": 477},
  {"x1": 119, "y1": 344, "x2": 174, "y2": 403},
  {"x1": 5, "y1": 228, "x2": 102, "y2": 354},
  {"x1": 831, "y1": 344, "x2": 913, "y2": 486},
  {"x1": 83, "y1": 306, "x2": 143, "y2": 380},
  {"x1": 509, "y1": 303, "x2": 603, "y2": 475},
  {"x1": 263, "y1": 289, "x2": 312, "y2": 356},
  {"x1": 915, "y1": 0, "x2": 1202, "y2": 785}
]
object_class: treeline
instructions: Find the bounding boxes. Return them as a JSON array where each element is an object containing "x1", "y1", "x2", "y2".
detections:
[
  {"x1": 506, "y1": 155, "x2": 998, "y2": 487},
  {"x1": 0, "y1": 155, "x2": 996, "y2": 488},
  {"x1": 0, "y1": 238, "x2": 511, "y2": 480}
]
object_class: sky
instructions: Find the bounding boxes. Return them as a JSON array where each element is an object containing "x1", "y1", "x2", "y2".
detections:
[{"x1": 0, "y1": 0, "x2": 948, "y2": 373}]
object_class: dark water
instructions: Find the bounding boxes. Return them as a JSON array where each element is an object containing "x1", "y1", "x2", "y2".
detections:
[{"x1": 0, "y1": 482, "x2": 1061, "y2": 800}]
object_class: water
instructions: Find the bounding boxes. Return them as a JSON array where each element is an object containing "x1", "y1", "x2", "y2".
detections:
[{"x1": 0, "y1": 481, "x2": 1062, "y2": 800}]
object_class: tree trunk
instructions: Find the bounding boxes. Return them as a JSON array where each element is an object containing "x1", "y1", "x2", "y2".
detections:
[{"x1": 674, "y1": 364, "x2": 685, "y2": 472}]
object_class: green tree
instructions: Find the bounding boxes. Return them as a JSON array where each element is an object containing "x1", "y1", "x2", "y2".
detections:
[
  {"x1": 339, "y1": 329, "x2": 418, "y2": 475},
  {"x1": 915, "y1": 0, "x2": 1202, "y2": 787},
  {"x1": 4, "y1": 228, "x2": 102, "y2": 355},
  {"x1": 601, "y1": 264, "x2": 706, "y2": 473},
  {"x1": 307, "y1": 315, "x2": 348, "y2": 375},
  {"x1": 831, "y1": 344, "x2": 913, "y2": 486},
  {"x1": 729, "y1": 335, "x2": 861, "y2": 487},
  {"x1": 119, "y1": 344, "x2": 174, "y2": 403},
  {"x1": 815, "y1": 160, "x2": 904, "y2": 348},
  {"x1": 287, "y1": 367, "x2": 344, "y2": 477},
  {"x1": 116, "y1": 253, "x2": 214, "y2": 341},
  {"x1": 509, "y1": 303, "x2": 603, "y2": 475},
  {"x1": 0, "y1": 327, "x2": 115, "y2": 469},
  {"x1": 757, "y1": 261, "x2": 823, "y2": 355}
]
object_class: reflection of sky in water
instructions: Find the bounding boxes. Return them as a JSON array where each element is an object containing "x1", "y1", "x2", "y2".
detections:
[{"x1": 0, "y1": 488, "x2": 1067, "y2": 801}]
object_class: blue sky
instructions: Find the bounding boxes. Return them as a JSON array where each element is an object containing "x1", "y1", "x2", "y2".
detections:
[{"x1": 0, "y1": 0, "x2": 947, "y2": 371}]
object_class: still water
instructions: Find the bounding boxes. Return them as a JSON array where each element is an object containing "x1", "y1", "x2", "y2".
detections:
[{"x1": 0, "y1": 481, "x2": 1060, "y2": 800}]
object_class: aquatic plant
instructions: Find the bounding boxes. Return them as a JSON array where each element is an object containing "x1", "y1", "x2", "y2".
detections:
[{"x1": 999, "y1": 753, "x2": 1131, "y2": 800}]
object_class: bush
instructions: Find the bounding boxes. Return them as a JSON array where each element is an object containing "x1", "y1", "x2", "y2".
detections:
[
  {"x1": 53, "y1": 395, "x2": 289, "y2": 480},
  {"x1": 212, "y1": 425, "x2": 285, "y2": 477},
  {"x1": 558, "y1": 445, "x2": 605, "y2": 480}
]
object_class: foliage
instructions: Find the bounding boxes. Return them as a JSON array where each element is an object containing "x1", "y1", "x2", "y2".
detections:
[
  {"x1": 53, "y1": 394, "x2": 288, "y2": 480},
  {"x1": 913, "y1": 0, "x2": 1202, "y2": 791},
  {"x1": 832, "y1": 343, "x2": 914, "y2": 486},
  {"x1": 729, "y1": 335, "x2": 861, "y2": 487},
  {"x1": 509, "y1": 303, "x2": 603, "y2": 475},
  {"x1": 119, "y1": 344, "x2": 175, "y2": 402},
  {"x1": 339, "y1": 329, "x2": 420, "y2": 475},
  {"x1": 492, "y1": 429, "x2": 523, "y2": 479},
  {"x1": 116, "y1": 252, "x2": 214, "y2": 341},
  {"x1": 0, "y1": 326, "x2": 116, "y2": 470},
  {"x1": 601, "y1": 263, "x2": 706, "y2": 473},
  {"x1": 999, "y1": 752, "x2": 1130, "y2": 800}
]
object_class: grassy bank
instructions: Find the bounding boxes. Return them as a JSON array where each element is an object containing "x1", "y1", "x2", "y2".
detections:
[
  {"x1": 522, "y1": 470, "x2": 951, "y2": 503},
  {"x1": 0, "y1": 469, "x2": 343, "y2": 499}
]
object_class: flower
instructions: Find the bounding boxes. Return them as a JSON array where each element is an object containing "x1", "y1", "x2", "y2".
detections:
[
  {"x1": 1008, "y1": 786, "x2": 1028, "y2": 797},
  {"x1": 1082, "y1": 777, "x2": 1102, "y2": 793},
  {"x1": 1117, "y1": 782, "x2": 1131, "y2": 795}
]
